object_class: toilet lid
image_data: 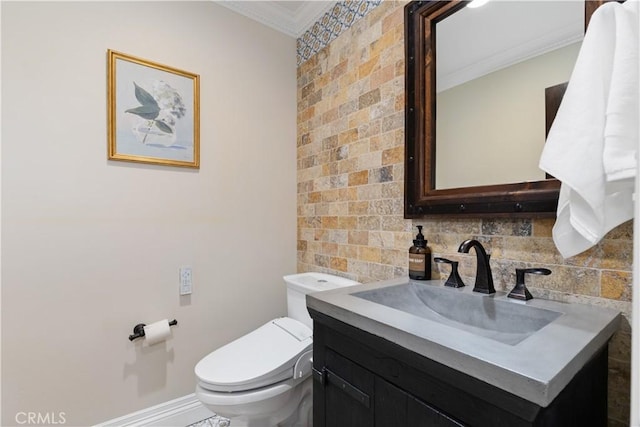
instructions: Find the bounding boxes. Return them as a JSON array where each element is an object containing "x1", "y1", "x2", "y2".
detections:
[{"x1": 195, "y1": 317, "x2": 313, "y2": 392}]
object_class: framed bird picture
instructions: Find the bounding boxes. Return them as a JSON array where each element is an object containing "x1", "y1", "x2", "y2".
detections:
[{"x1": 107, "y1": 50, "x2": 200, "y2": 168}]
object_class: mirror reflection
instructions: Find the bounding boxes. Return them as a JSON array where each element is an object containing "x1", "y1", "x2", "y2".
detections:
[{"x1": 434, "y1": 1, "x2": 584, "y2": 190}]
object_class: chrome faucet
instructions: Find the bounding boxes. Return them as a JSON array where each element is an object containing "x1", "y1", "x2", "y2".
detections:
[{"x1": 458, "y1": 239, "x2": 495, "y2": 294}]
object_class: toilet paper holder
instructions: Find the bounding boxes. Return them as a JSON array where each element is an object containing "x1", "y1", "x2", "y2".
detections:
[{"x1": 129, "y1": 319, "x2": 178, "y2": 341}]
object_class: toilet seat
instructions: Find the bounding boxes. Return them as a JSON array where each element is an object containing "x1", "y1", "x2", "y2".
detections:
[
  {"x1": 196, "y1": 378, "x2": 298, "y2": 407},
  {"x1": 195, "y1": 317, "x2": 312, "y2": 393}
]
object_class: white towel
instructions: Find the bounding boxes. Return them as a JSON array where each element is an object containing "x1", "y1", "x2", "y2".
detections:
[{"x1": 539, "y1": 0, "x2": 639, "y2": 259}]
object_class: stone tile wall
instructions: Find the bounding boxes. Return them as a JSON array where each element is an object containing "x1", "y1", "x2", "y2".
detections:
[{"x1": 296, "y1": 1, "x2": 632, "y2": 425}]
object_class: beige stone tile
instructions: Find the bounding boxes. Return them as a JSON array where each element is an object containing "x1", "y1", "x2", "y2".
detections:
[
  {"x1": 321, "y1": 189, "x2": 339, "y2": 203},
  {"x1": 348, "y1": 108, "x2": 370, "y2": 129},
  {"x1": 420, "y1": 219, "x2": 481, "y2": 236},
  {"x1": 340, "y1": 99, "x2": 359, "y2": 118},
  {"x1": 358, "y1": 215, "x2": 381, "y2": 230},
  {"x1": 357, "y1": 183, "x2": 382, "y2": 200},
  {"x1": 338, "y1": 244, "x2": 359, "y2": 259},
  {"x1": 338, "y1": 216, "x2": 358, "y2": 230},
  {"x1": 606, "y1": 220, "x2": 633, "y2": 240},
  {"x1": 298, "y1": 204, "x2": 314, "y2": 217},
  {"x1": 348, "y1": 259, "x2": 370, "y2": 278},
  {"x1": 313, "y1": 229, "x2": 325, "y2": 242},
  {"x1": 331, "y1": 116, "x2": 349, "y2": 135},
  {"x1": 349, "y1": 170, "x2": 369, "y2": 186},
  {"x1": 314, "y1": 253, "x2": 330, "y2": 268},
  {"x1": 394, "y1": 231, "x2": 414, "y2": 250},
  {"x1": 331, "y1": 59, "x2": 348, "y2": 80},
  {"x1": 357, "y1": 121, "x2": 381, "y2": 140},
  {"x1": 382, "y1": 145, "x2": 403, "y2": 165},
  {"x1": 370, "y1": 97, "x2": 396, "y2": 120},
  {"x1": 349, "y1": 139, "x2": 371, "y2": 158},
  {"x1": 357, "y1": 151, "x2": 382, "y2": 170},
  {"x1": 321, "y1": 216, "x2": 338, "y2": 229},
  {"x1": 330, "y1": 256, "x2": 348, "y2": 272},
  {"x1": 348, "y1": 230, "x2": 369, "y2": 245},
  {"x1": 381, "y1": 111, "x2": 404, "y2": 132},
  {"x1": 600, "y1": 239, "x2": 633, "y2": 271},
  {"x1": 299, "y1": 228, "x2": 314, "y2": 241},
  {"x1": 370, "y1": 165, "x2": 393, "y2": 183},
  {"x1": 358, "y1": 87, "x2": 381, "y2": 109},
  {"x1": 349, "y1": 201, "x2": 370, "y2": 215},
  {"x1": 381, "y1": 181, "x2": 402, "y2": 199},
  {"x1": 370, "y1": 230, "x2": 395, "y2": 248},
  {"x1": 481, "y1": 219, "x2": 532, "y2": 236},
  {"x1": 338, "y1": 158, "x2": 359, "y2": 174},
  {"x1": 322, "y1": 107, "x2": 338, "y2": 125},
  {"x1": 500, "y1": 236, "x2": 564, "y2": 265},
  {"x1": 328, "y1": 201, "x2": 349, "y2": 216},
  {"x1": 338, "y1": 187, "x2": 358, "y2": 201},
  {"x1": 381, "y1": 215, "x2": 412, "y2": 233},
  {"x1": 322, "y1": 242, "x2": 338, "y2": 255},
  {"x1": 533, "y1": 218, "x2": 556, "y2": 237},
  {"x1": 381, "y1": 248, "x2": 406, "y2": 266},
  {"x1": 601, "y1": 270, "x2": 632, "y2": 302},
  {"x1": 370, "y1": 129, "x2": 397, "y2": 151},
  {"x1": 371, "y1": 64, "x2": 395, "y2": 89},
  {"x1": 359, "y1": 246, "x2": 381, "y2": 262},
  {"x1": 308, "y1": 191, "x2": 321, "y2": 203},
  {"x1": 314, "y1": 203, "x2": 330, "y2": 216},
  {"x1": 382, "y1": 4, "x2": 404, "y2": 32},
  {"x1": 339, "y1": 128, "x2": 359, "y2": 145},
  {"x1": 370, "y1": 199, "x2": 403, "y2": 216},
  {"x1": 358, "y1": 55, "x2": 380, "y2": 79},
  {"x1": 369, "y1": 263, "x2": 394, "y2": 280}
]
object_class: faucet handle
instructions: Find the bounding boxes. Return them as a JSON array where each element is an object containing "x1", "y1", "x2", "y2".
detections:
[
  {"x1": 508, "y1": 268, "x2": 552, "y2": 301},
  {"x1": 434, "y1": 257, "x2": 465, "y2": 288}
]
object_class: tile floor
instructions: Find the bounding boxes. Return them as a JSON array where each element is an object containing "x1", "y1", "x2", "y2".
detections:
[{"x1": 187, "y1": 415, "x2": 230, "y2": 427}]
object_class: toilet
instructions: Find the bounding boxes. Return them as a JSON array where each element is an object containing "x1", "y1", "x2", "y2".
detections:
[{"x1": 195, "y1": 272, "x2": 360, "y2": 427}]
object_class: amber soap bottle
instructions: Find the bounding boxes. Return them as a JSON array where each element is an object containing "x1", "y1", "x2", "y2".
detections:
[{"x1": 409, "y1": 225, "x2": 431, "y2": 280}]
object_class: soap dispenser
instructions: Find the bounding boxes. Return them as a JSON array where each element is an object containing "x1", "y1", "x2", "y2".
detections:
[{"x1": 409, "y1": 225, "x2": 431, "y2": 280}]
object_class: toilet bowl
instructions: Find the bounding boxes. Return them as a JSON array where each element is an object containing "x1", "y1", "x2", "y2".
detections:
[{"x1": 194, "y1": 273, "x2": 359, "y2": 427}]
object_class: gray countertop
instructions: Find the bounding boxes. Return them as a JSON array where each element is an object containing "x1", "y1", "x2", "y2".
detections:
[{"x1": 306, "y1": 277, "x2": 621, "y2": 407}]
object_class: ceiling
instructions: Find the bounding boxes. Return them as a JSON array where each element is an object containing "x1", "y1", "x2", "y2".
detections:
[
  {"x1": 216, "y1": 0, "x2": 338, "y2": 38},
  {"x1": 219, "y1": 0, "x2": 584, "y2": 90},
  {"x1": 436, "y1": 1, "x2": 583, "y2": 91}
]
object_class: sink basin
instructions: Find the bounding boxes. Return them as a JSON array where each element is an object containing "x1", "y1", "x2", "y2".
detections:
[
  {"x1": 353, "y1": 282, "x2": 562, "y2": 345},
  {"x1": 306, "y1": 277, "x2": 621, "y2": 407}
]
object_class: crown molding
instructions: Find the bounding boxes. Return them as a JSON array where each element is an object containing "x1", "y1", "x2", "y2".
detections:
[
  {"x1": 294, "y1": 1, "x2": 337, "y2": 36},
  {"x1": 216, "y1": 1, "x2": 337, "y2": 38},
  {"x1": 437, "y1": 25, "x2": 583, "y2": 93}
]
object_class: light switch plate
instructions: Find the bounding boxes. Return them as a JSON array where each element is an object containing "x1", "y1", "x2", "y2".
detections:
[{"x1": 180, "y1": 267, "x2": 193, "y2": 295}]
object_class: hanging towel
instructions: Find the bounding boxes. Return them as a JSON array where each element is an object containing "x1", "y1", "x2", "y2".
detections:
[{"x1": 539, "y1": 0, "x2": 639, "y2": 259}]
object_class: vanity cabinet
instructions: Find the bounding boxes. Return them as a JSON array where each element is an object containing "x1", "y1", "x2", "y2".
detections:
[{"x1": 310, "y1": 308, "x2": 609, "y2": 427}]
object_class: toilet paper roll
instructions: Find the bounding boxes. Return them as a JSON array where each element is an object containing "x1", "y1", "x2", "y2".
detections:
[{"x1": 143, "y1": 319, "x2": 171, "y2": 346}]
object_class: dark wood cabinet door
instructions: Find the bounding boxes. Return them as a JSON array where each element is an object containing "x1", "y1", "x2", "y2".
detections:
[
  {"x1": 375, "y1": 375, "x2": 465, "y2": 427},
  {"x1": 374, "y1": 376, "x2": 408, "y2": 426},
  {"x1": 408, "y1": 395, "x2": 465, "y2": 426},
  {"x1": 323, "y1": 349, "x2": 374, "y2": 427}
]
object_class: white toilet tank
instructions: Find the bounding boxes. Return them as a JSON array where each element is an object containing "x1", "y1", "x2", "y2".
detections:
[{"x1": 284, "y1": 272, "x2": 360, "y2": 329}]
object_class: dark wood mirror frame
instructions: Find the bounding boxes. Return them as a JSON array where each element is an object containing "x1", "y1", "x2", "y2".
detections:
[{"x1": 404, "y1": 0, "x2": 613, "y2": 218}]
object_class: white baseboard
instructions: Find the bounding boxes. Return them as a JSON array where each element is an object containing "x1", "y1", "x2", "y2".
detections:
[{"x1": 95, "y1": 393, "x2": 215, "y2": 427}]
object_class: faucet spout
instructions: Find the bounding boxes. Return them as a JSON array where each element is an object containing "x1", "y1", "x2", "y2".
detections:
[{"x1": 458, "y1": 239, "x2": 495, "y2": 294}]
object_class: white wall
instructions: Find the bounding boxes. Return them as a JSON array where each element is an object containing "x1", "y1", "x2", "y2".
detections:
[{"x1": 1, "y1": 2, "x2": 297, "y2": 425}]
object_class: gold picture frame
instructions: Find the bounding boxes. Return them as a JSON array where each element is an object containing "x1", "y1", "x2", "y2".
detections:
[{"x1": 107, "y1": 50, "x2": 200, "y2": 168}]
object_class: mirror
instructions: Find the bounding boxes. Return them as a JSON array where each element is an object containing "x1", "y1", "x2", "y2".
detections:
[{"x1": 404, "y1": 0, "x2": 610, "y2": 217}]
